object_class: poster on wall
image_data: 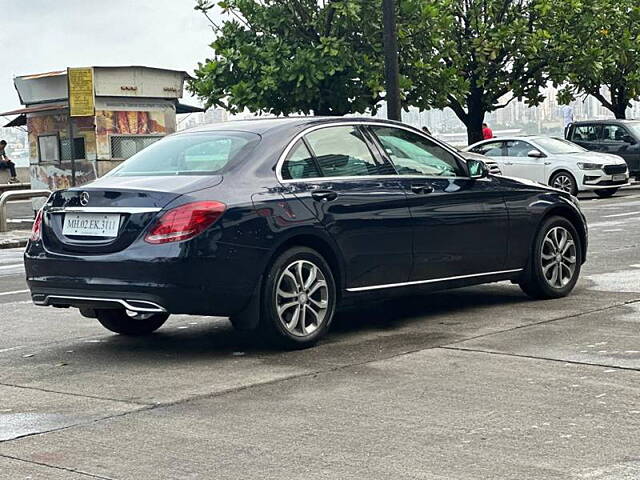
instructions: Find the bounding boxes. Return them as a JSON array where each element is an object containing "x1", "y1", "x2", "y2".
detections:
[
  {"x1": 30, "y1": 161, "x2": 97, "y2": 192},
  {"x1": 95, "y1": 110, "x2": 167, "y2": 158}
]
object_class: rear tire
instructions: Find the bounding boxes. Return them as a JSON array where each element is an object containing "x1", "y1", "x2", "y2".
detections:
[
  {"x1": 259, "y1": 247, "x2": 336, "y2": 349},
  {"x1": 594, "y1": 188, "x2": 618, "y2": 198},
  {"x1": 519, "y1": 216, "x2": 582, "y2": 299},
  {"x1": 95, "y1": 309, "x2": 169, "y2": 336},
  {"x1": 549, "y1": 171, "x2": 578, "y2": 196}
]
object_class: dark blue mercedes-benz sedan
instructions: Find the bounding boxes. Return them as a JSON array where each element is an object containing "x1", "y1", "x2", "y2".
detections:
[{"x1": 25, "y1": 117, "x2": 588, "y2": 348}]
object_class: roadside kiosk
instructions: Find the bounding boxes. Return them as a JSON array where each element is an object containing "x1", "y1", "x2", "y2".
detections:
[{"x1": 0, "y1": 66, "x2": 203, "y2": 193}]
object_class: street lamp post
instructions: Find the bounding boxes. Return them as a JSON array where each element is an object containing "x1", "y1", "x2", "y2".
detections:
[{"x1": 382, "y1": 0, "x2": 401, "y2": 121}]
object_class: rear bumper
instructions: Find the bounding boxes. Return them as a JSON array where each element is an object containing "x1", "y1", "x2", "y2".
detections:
[{"x1": 25, "y1": 240, "x2": 269, "y2": 316}]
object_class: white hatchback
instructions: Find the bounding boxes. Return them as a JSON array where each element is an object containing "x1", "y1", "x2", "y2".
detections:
[{"x1": 465, "y1": 136, "x2": 629, "y2": 197}]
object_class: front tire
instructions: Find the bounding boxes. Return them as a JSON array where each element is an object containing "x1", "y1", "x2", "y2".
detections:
[
  {"x1": 549, "y1": 171, "x2": 578, "y2": 196},
  {"x1": 594, "y1": 188, "x2": 618, "y2": 198},
  {"x1": 95, "y1": 309, "x2": 169, "y2": 336},
  {"x1": 519, "y1": 216, "x2": 582, "y2": 299},
  {"x1": 260, "y1": 247, "x2": 336, "y2": 349}
]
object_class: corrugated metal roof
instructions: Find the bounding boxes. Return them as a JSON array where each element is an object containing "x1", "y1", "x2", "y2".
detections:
[{"x1": 0, "y1": 103, "x2": 68, "y2": 116}]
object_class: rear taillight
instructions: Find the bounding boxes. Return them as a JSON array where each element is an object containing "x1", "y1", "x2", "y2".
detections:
[
  {"x1": 30, "y1": 209, "x2": 43, "y2": 242},
  {"x1": 144, "y1": 201, "x2": 226, "y2": 244}
]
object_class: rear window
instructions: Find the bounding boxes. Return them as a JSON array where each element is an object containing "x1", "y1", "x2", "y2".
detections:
[{"x1": 109, "y1": 132, "x2": 260, "y2": 177}]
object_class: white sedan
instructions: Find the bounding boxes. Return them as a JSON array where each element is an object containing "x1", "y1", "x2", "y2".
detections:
[{"x1": 464, "y1": 136, "x2": 629, "y2": 197}]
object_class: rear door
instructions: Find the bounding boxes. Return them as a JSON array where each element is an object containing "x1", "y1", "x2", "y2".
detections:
[
  {"x1": 369, "y1": 126, "x2": 509, "y2": 281},
  {"x1": 568, "y1": 124, "x2": 602, "y2": 152},
  {"x1": 279, "y1": 125, "x2": 413, "y2": 290},
  {"x1": 502, "y1": 140, "x2": 547, "y2": 183},
  {"x1": 468, "y1": 140, "x2": 511, "y2": 175}
]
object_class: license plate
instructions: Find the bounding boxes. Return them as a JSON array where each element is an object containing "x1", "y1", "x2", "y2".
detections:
[
  {"x1": 62, "y1": 213, "x2": 121, "y2": 237},
  {"x1": 613, "y1": 174, "x2": 627, "y2": 181}
]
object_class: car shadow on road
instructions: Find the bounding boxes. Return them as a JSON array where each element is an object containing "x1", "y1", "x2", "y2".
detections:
[{"x1": 55, "y1": 283, "x2": 531, "y2": 362}]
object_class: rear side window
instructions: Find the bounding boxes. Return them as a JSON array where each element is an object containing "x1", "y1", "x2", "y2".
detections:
[
  {"x1": 571, "y1": 125, "x2": 599, "y2": 142},
  {"x1": 304, "y1": 126, "x2": 391, "y2": 177},
  {"x1": 281, "y1": 140, "x2": 320, "y2": 180},
  {"x1": 470, "y1": 141, "x2": 505, "y2": 157},
  {"x1": 109, "y1": 132, "x2": 260, "y2": 177},
  {"x1": 372, "y1": 126, "x2": 465, "y2": 177}
]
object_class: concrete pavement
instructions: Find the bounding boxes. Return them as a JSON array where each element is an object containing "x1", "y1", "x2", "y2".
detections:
[{"x1": 0, "y1": 189, "x2": 639, "y2": 479}]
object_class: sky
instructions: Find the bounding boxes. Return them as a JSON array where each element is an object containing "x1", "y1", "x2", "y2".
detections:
[{"x1": 0, "y1": 0, "x2": 222, "y2": 113}]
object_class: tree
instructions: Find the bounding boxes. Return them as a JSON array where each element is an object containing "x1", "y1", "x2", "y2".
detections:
[
  {"x1": 542, "y1": 0, "x2": 640, "y2": 119},
  {"x1": 190, "y1": 0, "x2": 388, "y2": 116},
  {"x1": 405, "y1": 0, "x2": 550, "y2": 144}
]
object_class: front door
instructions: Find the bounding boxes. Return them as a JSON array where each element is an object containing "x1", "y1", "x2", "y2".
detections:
[
  {"x1": 279, "y1": 126, "x2": 413, "y2": 290},
  {"x1": 502, "y1": 140, "x2": 547, "y2": 183},
  {"x1": 599, "y1": 124, "x2": 640, "y2": 175},
  {"x1": 368, "y1": 126, "x2": 509, "y2": 281}
]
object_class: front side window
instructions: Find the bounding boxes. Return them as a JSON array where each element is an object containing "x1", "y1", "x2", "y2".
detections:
[
  {"x1": 304, "y1": 126, "x2": 390, "y2": 177},
  {"x1": 281, "y1": 140, "x2": 320, "y2": 180},
  {"x1": 572, "y1": 125, "x2": 599, "y2": 142},
  {"x1": 471, "y1": 141, "x2": 505, "y2": 157},
  {"x1": 372, "y1": 127, "x2": 465, "y2": 177},
  {"x1": 109, "y1": 131, "x2": 260, "y2": 176},
  {"x1": 601, "y1": 125, "x2": 632, "y2": 143},
  {"x1": 505, "y1": 140, "x2": 535, "y2": 157}
]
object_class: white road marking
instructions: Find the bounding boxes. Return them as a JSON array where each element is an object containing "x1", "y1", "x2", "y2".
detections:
[
  {"x1": 0, "y1": 346, "x2": 25, "y2": 353},
  {"x1": 0, "y1": 263, "x2": 24, "y2": 270},
  {"x1": 602, "y1": 229, "x2": 624, "y2": 232},
  {"x1": 603, "y1": 211, "x2": 640, "y2": 218},
  {"x1": 0, "y1": 289, "x2": 29, "y2": 297}
]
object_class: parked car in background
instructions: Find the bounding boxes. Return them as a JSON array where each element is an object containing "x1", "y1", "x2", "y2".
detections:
[
  {"x1": 465, "y1": 136, "x2": 629, "y2": 197},
  {"x1": 25, "y1": 118, "x2": 587, "y2": 349},
  {"x1": 566, "y1": 119, "x2": 640, "y2": 180},
  {"x1": 458, "y1": 150, "x2": 502, "y2": 175}
]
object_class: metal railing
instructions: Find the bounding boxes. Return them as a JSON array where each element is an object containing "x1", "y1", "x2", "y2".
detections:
[{"x1": 0, "y1": 189, "x2": 51, "y2": 232}]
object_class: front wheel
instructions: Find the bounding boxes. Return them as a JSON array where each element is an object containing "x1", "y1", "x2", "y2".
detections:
[
  {"x1": 594, "y1": 188, "x2": 618, "y2": 198},
  {"x1": 95, "y1": 309, "x2": 169, "y2": 336},
  {"x1": 549, "y1": 171, "x2": 578, "y2": 196},
  {"x1": 260, "y1": 247, "x2": 336, "y2": 349},
  {"x1": 519, "y1": 216, "x2": 582, "y2": 299}
]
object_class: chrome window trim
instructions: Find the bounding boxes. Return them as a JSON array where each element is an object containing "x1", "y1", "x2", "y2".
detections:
[
  {"x1": 48, "y1": 206, "x2": 162, "y2": 214},
  {"x1": 346, "y1": 268, "x2": 523, "y2": 292},
  {"x1": 275, "y1": 121, "x2": 471, "y2": 183}
]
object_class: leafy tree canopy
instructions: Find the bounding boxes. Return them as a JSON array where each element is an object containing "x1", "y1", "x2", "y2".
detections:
[
  {"x1": 542, "y1": 0, "x2": 640, "y2": 119},
  {"x1": 190, "y1": 0, "x2": 390, "y2": 116},
  {"x1": 406, "y1": 0, "x2": 551, "y2": 143}
]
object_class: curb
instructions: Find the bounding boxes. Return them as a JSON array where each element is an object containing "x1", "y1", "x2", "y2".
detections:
[{"x1": 0, "y1": 239, "x2": 27, "y2": 249}]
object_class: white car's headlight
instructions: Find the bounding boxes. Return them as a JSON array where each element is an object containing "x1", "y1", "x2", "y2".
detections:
[{"x1": 577, "y1": 162, "x2": 604, "y2": 170}]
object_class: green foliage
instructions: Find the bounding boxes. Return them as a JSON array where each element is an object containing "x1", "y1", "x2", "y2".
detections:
[
  {"x1": 190, "y1": 0, "x2": 388, "y2": 116},
  {"x1": 406, "y1": 0, "x2": 550, "y2": 143},
  {"x1": 542, "y1": 0, "x2": 640, "y2": 118}
]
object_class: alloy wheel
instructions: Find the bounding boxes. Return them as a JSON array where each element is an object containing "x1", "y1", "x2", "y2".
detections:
[
  {"x1": 275, "y1": 260, "x2": 329, "y2": 337},
  {"x1": 552, "y1": 174, "x2": 574, "y2": 193},
  {"x1": 541, "y1": 226, "x2": 577, "y2": 288}
]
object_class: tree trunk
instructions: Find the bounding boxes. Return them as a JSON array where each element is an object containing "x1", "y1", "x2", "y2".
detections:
[
  {"x1": 465, "y1": 109, "x2": 485, "y2": 145},
  {"x1": 612, "y1": 102, "x2": 627, "y2": 120}
]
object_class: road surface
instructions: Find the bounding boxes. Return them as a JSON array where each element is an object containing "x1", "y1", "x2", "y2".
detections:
[{"x1": 1, "y1": 189, "x2": 639, "y2": 479}]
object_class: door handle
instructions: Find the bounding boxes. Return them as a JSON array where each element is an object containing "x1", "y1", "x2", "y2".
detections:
[
  {"x1": 410, "y1": 184, "x2": 434, "y2": 194},
  {"x1": 311, "y1": 190, "x2": 338, "y2": 202}
]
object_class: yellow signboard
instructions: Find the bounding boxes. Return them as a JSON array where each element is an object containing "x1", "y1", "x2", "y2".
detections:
[{"x1": 68, "y1": 67, "x2": 95, "y2": 117}]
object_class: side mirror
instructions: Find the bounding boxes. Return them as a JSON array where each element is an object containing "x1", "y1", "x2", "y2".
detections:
[
  {"x1": 528, "y1": 149, "x2": 545, "y2": 158},
  {"x1": 468, "y1": 159, "x2": 489, "y2": 179},
  {"x1": 622, "y1": 134, "x2": 636, "y2": 145}
]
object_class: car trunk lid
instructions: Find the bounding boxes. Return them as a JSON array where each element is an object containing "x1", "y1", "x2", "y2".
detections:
[{"x1": 42, "y1": 175, "x2": 222, "y2": 254}]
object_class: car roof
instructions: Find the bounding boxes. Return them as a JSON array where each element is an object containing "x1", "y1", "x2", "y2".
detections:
[
  {"x1": 473, "y1": 135, "x2": 551, "y2": 143},
  {"x1": 182, "y1": 116, "x2": 410, "y2": 135},
  {"x1": 571, "y1": 119, "x2": 640, "y2": 125}
]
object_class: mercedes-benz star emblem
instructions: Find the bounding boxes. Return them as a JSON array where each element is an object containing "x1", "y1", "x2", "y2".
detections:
[{"x1": 79, "y1": 192, "x2": 90, "y2": 206}]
